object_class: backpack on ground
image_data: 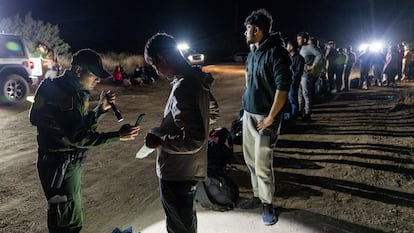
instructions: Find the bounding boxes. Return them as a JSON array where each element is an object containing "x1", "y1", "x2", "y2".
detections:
[
  {"x1": 195, "y1": 173, "x2": 239, "y2": 211},
  {"x1": 195, "y1": 127, "x2": 239, "y2": 211}
]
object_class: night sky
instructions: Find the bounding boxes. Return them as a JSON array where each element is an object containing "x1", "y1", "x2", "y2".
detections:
[{"x1": 1, "y1": 0, "x2": 413, "y2": 55}]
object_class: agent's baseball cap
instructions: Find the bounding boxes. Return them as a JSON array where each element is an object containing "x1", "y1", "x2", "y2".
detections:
[{"x1": 71, "y1": 48, "x2": 111, "y2": 79}]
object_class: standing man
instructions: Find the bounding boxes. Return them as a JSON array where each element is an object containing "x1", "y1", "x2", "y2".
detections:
[
  {"x1": 401, "y1": 42, "x2": 412, "y2": 80},
  {"x1": 286, "y1": 40, "x2": 305, "y2": 121},
  {"x1": 29, "y1": 48, "x2": 140, "y2": 233},
  {"x1": 334, "y1": 48, "x2": 346, "y2": 92},
  {"x1": 297, "y1": 32, "x2": 323, "y2": 121},
  {"x1": 143, "y1": 32, "x2": 211, "y2": 233},
  {"x1": 324, "y1": 41, "x2": 338, "y2": 93},
  {"x1": 238, "y1": 9, "x2": 292, "y2": 226},
  {"x1": 343, "y1": 45, "x2": 356, "y2": 91},
  {"x1": 358, "y1": 48, "x2": 372, "y2": 89}
]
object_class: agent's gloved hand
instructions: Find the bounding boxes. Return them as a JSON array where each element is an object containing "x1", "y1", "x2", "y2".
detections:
[
  {"x1": 145, "y1": 132, "x2": 162, "y2": 148},
  {"x1": 118, "y1": 124, "x2": 140, "y2": 141}
]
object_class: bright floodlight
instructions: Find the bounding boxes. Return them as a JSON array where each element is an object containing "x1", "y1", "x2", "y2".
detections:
[
  {"x1": 177, "y1": 42, "x2": 190, "y2": 51},
  {"x1": 359, "y1": 43, "x2": 369, "y2": 52},
  {"x1": 369, "y1": 42, "x2": 383, "y2": 53}
]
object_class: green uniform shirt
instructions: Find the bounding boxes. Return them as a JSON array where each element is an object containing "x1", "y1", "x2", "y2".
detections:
[{"x1": 29, "y1": 70, "x2": 119, "y2": 153}]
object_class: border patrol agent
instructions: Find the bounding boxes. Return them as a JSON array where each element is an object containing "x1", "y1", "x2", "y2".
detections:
[{"x1": 29, "y1": 49, "x2": 140, "y2": 233}]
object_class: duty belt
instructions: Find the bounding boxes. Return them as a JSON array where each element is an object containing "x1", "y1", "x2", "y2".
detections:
[
  {"x1": 40, "y1": 150, "x2": 87, "y2": 164},
  {"x1": 63, "y1": 152, "x2": 87, "y2": 164}
]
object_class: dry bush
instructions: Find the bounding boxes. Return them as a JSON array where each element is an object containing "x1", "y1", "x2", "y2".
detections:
[
  {"x1": 57, "y1": 55, "x2": 71, "y2": 71},
  {"x1": 101, "y1": 52, "x2": 145, "y2": 75},
  {"x1": 56, "y1": 52, "x2": 145, "y2": 75}
]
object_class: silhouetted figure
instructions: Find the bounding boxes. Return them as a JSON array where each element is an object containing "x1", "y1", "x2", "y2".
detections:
[
  {"x1": 334, "y1": 48, "x2": 346, "y2": 92},
  {"x1": 343, "y1": 46, "x2": 356, "y2": 91},
  {"x1": 325, "y1": 41, "x2": 338, "y2": 93},
  {"x1": 358, "y1": 50, "x2": 372, "y2": 89},
  {"x1": 286, "y1": 40, "x2": 304, "y2": 120}
]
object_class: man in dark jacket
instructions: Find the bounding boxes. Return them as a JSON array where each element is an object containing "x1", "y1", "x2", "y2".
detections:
[
  {"x1": 238, "y1": 9, "x2": 292, "y2": 226},
  {"x1": 325, "y1": 41, "x2": 339, "y2": 93},
  {"x1": 29, "y1": 49, "x2": 140, "y2": 233},
  {"x1": 343, "y1": 46, "x2": 356, "y2": 91},
  {"x1": 143, "y1": 33, "x2": 212, "y2": 233},
  {"x1": 286, "y1": 40, "x2": 305, "y2": 121}
]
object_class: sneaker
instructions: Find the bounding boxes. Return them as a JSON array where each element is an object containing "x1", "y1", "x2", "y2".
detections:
[
  {"x1": 262, "y1": 203, "x2": 277, "y2": 226},
  {"x1": 238, "y1": 197, "x2": 261, "y2": 209}
]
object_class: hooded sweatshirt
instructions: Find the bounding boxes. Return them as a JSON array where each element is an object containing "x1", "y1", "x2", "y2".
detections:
[{"x1": 242, "y1": 32, "x2": 292, "y2": 115}]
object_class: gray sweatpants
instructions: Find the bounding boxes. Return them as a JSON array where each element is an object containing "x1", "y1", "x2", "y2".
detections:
[{"x1": 242, "y1": 111, "x2": 277, "y2": 204}]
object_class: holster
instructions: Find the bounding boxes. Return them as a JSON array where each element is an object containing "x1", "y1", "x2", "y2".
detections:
[
  {"x1": 50, "y1": 157, "x2": 70, "y2": 189},
  {"x1": 39, "y1": 150, "x2": 87, "y2": 189}
]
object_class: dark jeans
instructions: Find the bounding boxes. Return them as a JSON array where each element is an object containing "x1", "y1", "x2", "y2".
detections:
[
  {"x1": 288, "y1": 79, "x2": 300, "y2": 117},
  {"x1": 360, "y1": 65, "x2": 370, "y2": 88},
  {"x1": 385, "y1": 68, "x2": 397, "y2": 85},
  {"x1": 335, "y1": 67, "x2": 344, "y2": 91},
  {"x1": 159, "y1": 179, "x2": 198, "y2": 233},
  {"x1": 327, "y1": 67, "x2": 336, "y2": 92}
]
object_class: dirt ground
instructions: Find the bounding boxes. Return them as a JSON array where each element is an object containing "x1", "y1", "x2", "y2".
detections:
[{"x1": 0, "y1": 63, "x2": 413, "y2": 233}]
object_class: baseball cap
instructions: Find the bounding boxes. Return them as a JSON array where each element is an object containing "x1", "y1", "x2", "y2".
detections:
[{"x1": 71, "y1": 48, "x2": 111, "y2": 79}]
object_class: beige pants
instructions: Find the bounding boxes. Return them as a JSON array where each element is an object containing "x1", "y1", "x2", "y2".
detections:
[{"x1": 242, "y1": 111, "x2": 278, "y2": 204}]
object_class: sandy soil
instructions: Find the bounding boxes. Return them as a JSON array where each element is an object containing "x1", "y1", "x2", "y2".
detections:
[{"x1": 0, "y1": 63, "x2": 413, "y2": 233}]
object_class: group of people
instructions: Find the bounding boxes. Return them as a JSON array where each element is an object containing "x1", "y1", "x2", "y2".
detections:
[
  {"x1": 28, "y1": 7, "x2": 412, "y2": 233},
  {"x1": 284, "y1": 34, "x2": 413, "y2": 125},
  {"x1": 112, "y1": 64, "x2": 159, "y2": 87},
  {"x1": 359, "y1": 42, "x2": 413, "y2": 89},
  {"x1": 132, "y1": 64, "x2": 159, "y2": 84},
  {"x1": 112, "y1": 65, "x2": 131, "y2": 86}
]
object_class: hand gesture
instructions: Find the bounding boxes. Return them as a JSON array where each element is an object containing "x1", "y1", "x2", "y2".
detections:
[
  {"x1": 257, "y1": 116, "x2": 274, "y2": 131},
  {"x1": 119, "y1": 124, "x2": 140, "y2": 141}
]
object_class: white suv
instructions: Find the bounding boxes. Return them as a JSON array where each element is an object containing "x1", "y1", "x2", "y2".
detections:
[{"x1": 0, "y1": 34, "x2": 40, "y2": 105}]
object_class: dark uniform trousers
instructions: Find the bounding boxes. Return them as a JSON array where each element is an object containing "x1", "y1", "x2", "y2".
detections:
[
  {"x1": 37, "y1": 152, "x2": 85, "y2": 233},
  {"x1": 159, "y1": 179, "x2": 198, "y2": 233}
]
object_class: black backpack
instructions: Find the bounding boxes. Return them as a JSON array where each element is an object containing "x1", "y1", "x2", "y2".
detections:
[
  {"x1": 195, "y1": 173, "x2": 239, "y2": 211},
  {"x1": 195, "y1": 127, "x2": 239, "y2": 211},
  {"x1": 206, "y1": 127, "x2": 233, "y2": 175}
]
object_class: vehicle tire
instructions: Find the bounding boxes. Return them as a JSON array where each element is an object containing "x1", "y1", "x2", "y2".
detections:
[{"x1": 0, "y1": 74, "x2": 29, "y2": 106}]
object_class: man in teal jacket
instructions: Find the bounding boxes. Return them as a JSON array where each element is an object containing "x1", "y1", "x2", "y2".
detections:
[
  {"x1": 238, "y1": 9, "x2": 292, "y2": 226},
  {"x1": 29, "y1": 49, "x2": 140, "y2": 233}
]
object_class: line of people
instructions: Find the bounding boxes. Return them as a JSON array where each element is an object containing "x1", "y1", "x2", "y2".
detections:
[
  {"x1": 359, "y1": 42, "x2": 413, "y2": 89},
  {"x1": 285, "y1": 35, "x2": 413, "y2": 125}
]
